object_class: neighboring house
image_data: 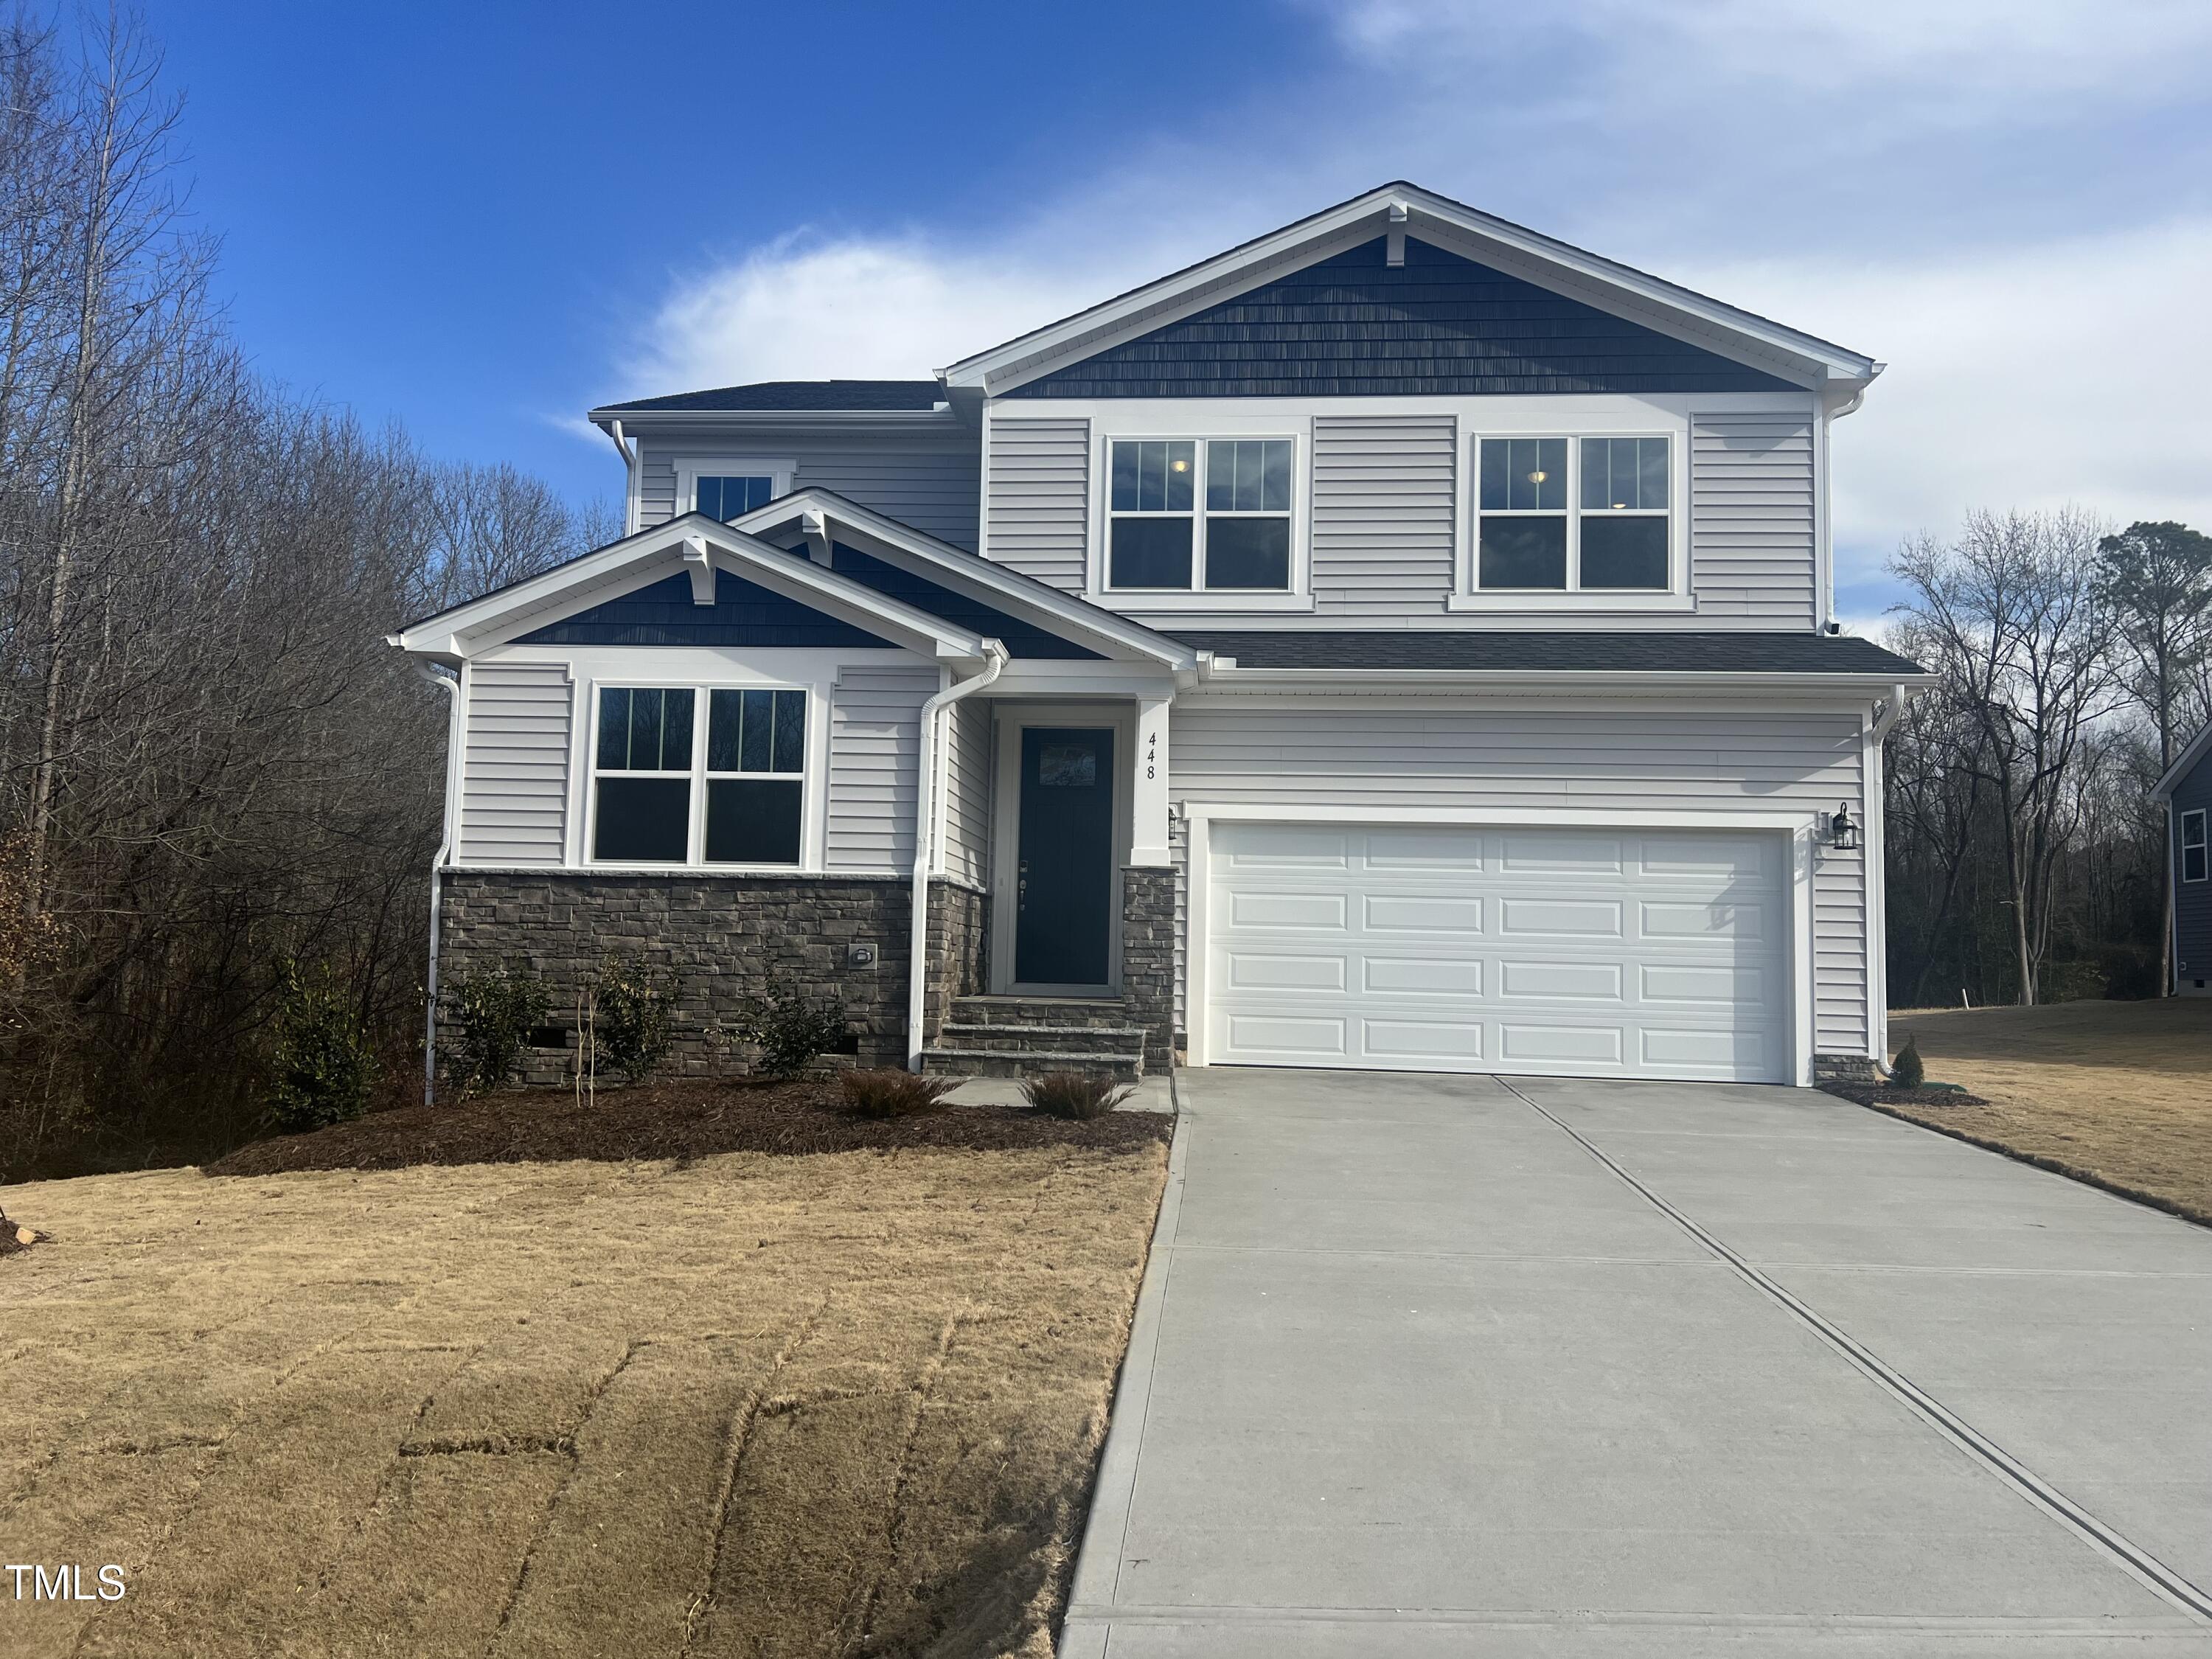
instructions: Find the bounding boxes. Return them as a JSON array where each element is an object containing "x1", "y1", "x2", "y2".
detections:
[
  {"x1": 2154, "y1": 720, "x2": 2212, "y2": 996},
  {"x1": 394, "y1": 181, "x2": 1929, "y2": 1088}
]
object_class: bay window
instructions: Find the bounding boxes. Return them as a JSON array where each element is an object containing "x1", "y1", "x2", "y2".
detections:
[
  {"x1": 1476, "y1": 434, "x2": 1673, "y2": 593},
  {"x1": 1109, "y1": 437, "x2": 1293, "y2": 591},
  {"x1": 591, "y1": 684, "x2": 807, "y2": 866}
]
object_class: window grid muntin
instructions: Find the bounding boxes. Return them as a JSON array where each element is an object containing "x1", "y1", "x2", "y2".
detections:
[
  {"x1": 2185, "y1": 808, "x2": 2208, "y2": 884},
  {"x1": 1474, "y1": 433, "x2": 1675, "y2": 594},
  {"x1": 1107, "y1": 436, "x2": 1295, "y2": 593},
  {"x1": 591, "y1": 682, "x2": 808, "y2": 867},
  {"x1": 695, "y1": 474, "x2": 777, "y2": 521}
]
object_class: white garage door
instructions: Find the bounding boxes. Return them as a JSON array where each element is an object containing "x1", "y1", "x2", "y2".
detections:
[{"x1": 1206, "y1": 823, "x2": 1790, "y2": 1083}]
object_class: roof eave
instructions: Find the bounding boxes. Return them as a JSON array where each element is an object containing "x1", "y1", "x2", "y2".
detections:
[
  {"x1": 2152, "y1": 721, "x2": 2212, "y2": 801},
  {"x1": 1194, "y1": 666, "x2": 1937, "y2": 692}
]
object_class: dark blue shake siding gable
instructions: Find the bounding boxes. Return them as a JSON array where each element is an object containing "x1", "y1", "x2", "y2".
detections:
[
  {"x1": 826, "y1": 543, "x2": 1103, "y2": 660},
  {"x1": 1008, "y1": 237, "x2": 1800, "y2": 399},
  {"x1": 516, "y1": 571, "x2": 897, "y2": 649}
]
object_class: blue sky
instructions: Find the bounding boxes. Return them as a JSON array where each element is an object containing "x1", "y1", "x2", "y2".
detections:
[{"x1": 142, "y1": 0, "x2": 2212, "y2": 625}]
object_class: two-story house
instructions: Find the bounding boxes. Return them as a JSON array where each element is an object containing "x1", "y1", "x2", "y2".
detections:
[{"x1": 394, "y1": 182, "x2": 1928, "y2": 1089}]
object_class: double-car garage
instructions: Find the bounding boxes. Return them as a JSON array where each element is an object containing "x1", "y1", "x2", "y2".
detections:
[{"x1": 1201, "y1": 821, "x2": 1793, "y2": 1084}]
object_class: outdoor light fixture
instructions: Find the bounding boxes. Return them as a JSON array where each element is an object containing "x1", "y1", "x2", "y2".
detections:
[{"x1": 1829, "y1": 803, "x2": 1860, "y2": 850}]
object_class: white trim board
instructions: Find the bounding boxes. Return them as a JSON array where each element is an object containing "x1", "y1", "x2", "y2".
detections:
[{"x1": 1178, "y1": 801, "x2": 1821, "y2": 1087}]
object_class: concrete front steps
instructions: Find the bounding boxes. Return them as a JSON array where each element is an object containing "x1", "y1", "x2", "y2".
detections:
[{"x1": 919, "y1": 995, "x2": 1150, "y2": 1080}]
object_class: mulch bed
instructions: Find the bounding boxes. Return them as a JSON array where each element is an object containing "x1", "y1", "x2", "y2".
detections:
[
  {"x1": 1820, "y1": 1082, "x2": 1989, "y2": 1110},
  {"x1": 204, "y1": 1077, "x2": 1172, "y2": 1178}
]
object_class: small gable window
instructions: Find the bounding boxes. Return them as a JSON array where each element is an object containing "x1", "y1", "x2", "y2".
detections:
[
  {"x1": 2185, "y1": 809, "x2": 2208, "y2": 885},
  {"x1": 1476, "y1": 434, "x2": 1672, "y2": 594},
  {"x1": 1109, "y1": 437, "x2": 1293, "y2": 592},
  {"x1": 696, "y1": 475, "x2": 776, "y2": 521},
  {"x1": 591, "y1": 684, "x2": 808, "y2": 866}
]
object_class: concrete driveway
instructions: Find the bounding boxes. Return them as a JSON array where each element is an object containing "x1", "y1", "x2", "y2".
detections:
[{"x1": 1061, "y1": 1070, "x2": 2212, "y2": 1656}]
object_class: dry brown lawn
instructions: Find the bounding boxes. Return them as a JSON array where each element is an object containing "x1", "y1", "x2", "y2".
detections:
[
  {"x1": 1882, "y1": 998, "x2": 2212, "y2": 1223},
  {"x1": 0, "y1": 1142, "x2": 1166, "y2": 1658}
]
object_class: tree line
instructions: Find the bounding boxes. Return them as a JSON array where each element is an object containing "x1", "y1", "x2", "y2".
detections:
[
  {"x1": 1882, "y1": 512, "x2": 2211, "y2": 1009},
  {"x1": 0, "y1": 17, "x2": 609, "y2": 1176}
]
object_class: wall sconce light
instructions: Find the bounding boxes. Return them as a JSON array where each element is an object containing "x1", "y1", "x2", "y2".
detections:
[{"x1": 1827, "y1": 803, "x2": 1860, "y2": 851}]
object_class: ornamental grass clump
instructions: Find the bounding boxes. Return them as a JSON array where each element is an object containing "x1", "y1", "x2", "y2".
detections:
[
  {"x1": 840, "y1": 1068, "x2": 960, "y2": 1120},
  {"x1": 1020, "y1": 1071, "x2": 1133, "y2": 1121}
]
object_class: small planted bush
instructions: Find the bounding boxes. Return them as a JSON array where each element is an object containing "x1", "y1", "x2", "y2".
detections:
[
  {"x1": 445, "y1": 965, "x2": 551, "y2": 1097},
  {"x1": 731, "y1": 979, "x2": 849, "y2": 1077},
  {"x1": 1020, "y1": 1071, "x2": 1133, "y2": 1121},
  {"x1": 1891, "y1": 1033, "x2": 1925, "y2": 1090},
  {"x1": 841, "y1": 1068, "x2": 960, "y2": 1119},
  {"x1": 595, "y1": 955, "x2": 676, "y2": 1082},
  {"x1": 266, "y1": 964, "x2": 378, "y2": 1133}
]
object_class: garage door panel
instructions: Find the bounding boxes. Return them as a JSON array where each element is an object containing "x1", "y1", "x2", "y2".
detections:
[
  {"x1": 1498, "y1": 897, "x2": 1624, "y2": 939},
  {"x1": 1364, "y1": 893, "x2": 1484, "y2": 933},
  {"x1": 1209, "y1": 822, "x2": 1789, "y2": 1084},
  {"x1": 1361, "y1": 1018, "x2": 1486, "y2": 1061},
  {"x1": 1228, "y1": 890, "x2": 1346, "y2": 930},
  {"x1": 1362, "y1": 956, "x2": 1484, "y2": 995}
]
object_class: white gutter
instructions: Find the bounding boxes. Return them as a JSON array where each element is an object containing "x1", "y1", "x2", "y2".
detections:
[
  {"x1": 1189, "y1": 667, "x2": 1938, "y2": 694},
  {"x1": 907, "y1": 642, "x2": 1008, "y2": 1070},
  {"x1": 414, "y1": 661, "x2": 465, "y2": 1105}
]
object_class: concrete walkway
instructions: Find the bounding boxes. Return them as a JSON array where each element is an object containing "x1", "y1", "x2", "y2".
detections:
[{"x1": 1061, "y1": 1070, "x2": 2212, "y2": 1656}]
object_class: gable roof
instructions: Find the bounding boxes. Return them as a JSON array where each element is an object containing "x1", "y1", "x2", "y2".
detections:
[
  {"x1": 390, "y1": 514, "x2": 993, "y2": 665},
  {"x1": 941, "y1": 181, "x2": 1880, "y2": 403},
  {"x1": 1006, "y1": 236, "x2": 1801, "y2": 400},
  {"x1": 723, "y1": 487, "x2": 1200, "y2": 670},
  {"x1": 593, "y1": 379, "x2": 945, "y2": 415},
  {"x1": 2154, "y1": 718, "x2": 2212, "y2": 801}
]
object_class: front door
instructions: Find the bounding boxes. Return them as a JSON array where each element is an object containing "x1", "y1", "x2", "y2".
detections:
[{"x1": 1015, "y1": 726, "x2": 1116, "y2": 987}]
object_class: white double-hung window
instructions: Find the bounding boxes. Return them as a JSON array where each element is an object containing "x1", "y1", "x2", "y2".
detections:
[
  {"x1": 1107, "y1": 437, "x2": 1294, "y2": 591},
  {"x1": 590, "y1": 684, "x2": 807, "y2": 866},
  {"x1": 1475, "y1": 434, "x2": 1673, "y2": 593},
  {"x1": 2184, "y1": 808, "x2": 2208, "y2": 885}
]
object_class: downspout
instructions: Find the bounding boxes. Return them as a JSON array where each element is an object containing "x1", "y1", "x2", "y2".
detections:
[
  {"x1": 415, "y1": 661, "x2": 464, "y2": 1106},
  {"x1": 907, "y1": 643, "x2": 1007, "y2": 1071},
  {"x1": 602, "y1": 418, "x2": 639, "y2": 534},
  {"x1": 1865, "y1": 683, "x2": 1908, "y2": 1071}
]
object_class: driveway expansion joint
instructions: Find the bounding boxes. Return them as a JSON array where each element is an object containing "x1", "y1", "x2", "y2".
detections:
[{"x1": 1497, "y1": 1075, "x2": 2212, "y2": 1629}]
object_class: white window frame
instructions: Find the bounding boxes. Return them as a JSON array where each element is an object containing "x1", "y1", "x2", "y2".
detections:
[
  {"x1": 1088, "y1": 422, "x2": 1310, "y2": 613},
  {"x1": 2184, "y1": 807, "x2": 2208, "y2": 885},
  {"x1": 676, "y1": 456, "x2": 798, "y2": 523},
  {"x1": 1453, "y1": 428, "x2": 1691, "y2": 613},
  {"x1": 582, "y1": 675, "x2": 818, "y2": 872}
]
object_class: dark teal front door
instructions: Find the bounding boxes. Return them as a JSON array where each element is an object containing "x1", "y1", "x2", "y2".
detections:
[{"x1": 1015, "y1": 726, "x2": 1115, "y2": 987}]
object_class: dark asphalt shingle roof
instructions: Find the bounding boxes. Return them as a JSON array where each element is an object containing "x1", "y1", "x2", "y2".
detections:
[
  {"x1": 596, "y1": 380, "x2": 944, "y2": 414},
  {"x1": 1166, "y1": 630, "x2": 1926, "y2": 675}
]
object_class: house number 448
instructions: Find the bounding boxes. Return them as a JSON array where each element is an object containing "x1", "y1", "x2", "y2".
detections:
[{"x1": 1145, "y1": 731, "x2": 1157, "y2": 780}]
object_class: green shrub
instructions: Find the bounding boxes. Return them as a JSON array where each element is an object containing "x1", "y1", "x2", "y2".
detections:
[
  {"x1": 841, "y1": 1068, "x2": 959, "y2": 1119},
  {"x1": 1020, "y1": 1071, "x2": 1133, "y2": 1120},
  {"x1": 595, "y1": 956, "x2": 676, "y2": 1082},
  {"x1": 444, "y1": 965, "x2": 551, "y2": 1096},
  {"x1": 731, "y1": 979, "x2": 849, "y2": 1077},
  {"x1": 266, "y1": 964, "x2": 378, "y2": 1133},
  {"x1": 1891, "y1": 1033, "x2": 1924, "y2": 1090}
]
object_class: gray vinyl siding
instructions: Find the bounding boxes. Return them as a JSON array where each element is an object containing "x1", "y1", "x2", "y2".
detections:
[
  {"x1": 827, "y1": 664, "x2": 936, "y2": 872},
  {"x1": 2172, "y1": 752, "x2": 2212, "y2": 983},
  {"x1": 638, "y1": 428, "x2": 981, "y2": 551},
  {"x1": 457, "y1": 662, "x2": 573, "y2": 865},
  {"x1": 944, "y1": 695, "x2": 994, "y2": 886},
  {"x1": 984, "y1": 416, "x2": 1089, "y2": 591},
  {"x1": 1169, "y1": 703, "x2": 1869, "y2": 1055},
  {"x1": 1310, "y1": 414, "x2": 1456, "y2": 616},
  {"x1": 1690, "y1": 409, "x2": 1818, "y2": 627}
]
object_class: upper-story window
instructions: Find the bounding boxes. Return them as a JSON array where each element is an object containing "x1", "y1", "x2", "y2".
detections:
[
  {"x1": 2185, "y1": 808, "x2": 2208, "y2": 884},
  {"x1": 1476, "y1": 435, "x2": 1671, "y2": 591},
  {"x1": 591, "y1": 684, "x2": 807, "y2": 866},
  {"x1": 1108, "y1": 438, "x2": 1293, "y2": 591},
  {"x1": 696, "y1": 475, "x2": 777, "y2": 521}
]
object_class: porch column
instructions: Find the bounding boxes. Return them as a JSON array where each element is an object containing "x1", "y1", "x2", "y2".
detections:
[{"x1": 1130, "y1": 695, "x2": 1172, "y2": 866}]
